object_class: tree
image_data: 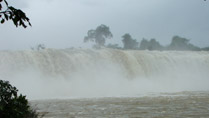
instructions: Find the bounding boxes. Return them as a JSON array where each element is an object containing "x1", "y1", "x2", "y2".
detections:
[
  {"x1": 0, "y1": 80, "x2": 38, "y2": 118},
  {"x1": 122, "y1": 33, "x2": 138, "y2": 49},
  {"x1": 0, "y1": 0, "x2": 31, "y2": 28},
  {"x1": 167, "y1": 36, "x2": 201, "y2": 51},
  {"x1": 168, "y1": 35, "x2": 200, "y2": 51},
  {"x1": 148, "y1": 38, "x2": 163, "y2": 50},
  {"x1": 84, "y1": 24, "x2": 113, "y2": 47},
  {"x1": 139, "y1": 38, "x2": 164, "y2": 50},
  {"x1": 169, "y1": 36, "x2": 189, "y2": 50},
  {"x1": 139, "y1": 38, "x2": 149, "y2": 50}
]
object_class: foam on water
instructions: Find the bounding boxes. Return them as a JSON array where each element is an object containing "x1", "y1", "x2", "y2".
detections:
[{"x1": 0, "y1": 48, "x2": 209, "y2": 99}]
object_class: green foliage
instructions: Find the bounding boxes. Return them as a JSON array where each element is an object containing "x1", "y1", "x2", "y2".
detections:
[
  {"x1": 139, "y1": 38, "x2": 149, "y2": 50},
  {"x1": 0, "y1": 0, "x2": 31, "y2": 28},
  {"x1": 149, "y1": 39, "x2": 163, "y2": 50},
  {"x1": 168, "y1": 36, "x2": 200, "y2": 51},
  {"x1": 84, "y1": 24, "x2": 113, "y2": 47},
  {"x1": 139, "y1": 38, "x2": 163, "y2": 50},
  {"x1": 0, "y1": 80, "x2": 38, "y2": 118},
  {"x1": 122, "y1": 33, "x2": 138, "y2": 49},
  {"x1": 82, "y1": 26, "x2": 206, "y2": 51},
  {"x1": 168, "y1": 36, "x2": 189, "y2": 50}
]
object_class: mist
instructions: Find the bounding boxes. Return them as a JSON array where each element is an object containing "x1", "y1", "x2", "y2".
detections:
[{"x1": 0, "y1": 49, "x2": 208, "y2": 100}]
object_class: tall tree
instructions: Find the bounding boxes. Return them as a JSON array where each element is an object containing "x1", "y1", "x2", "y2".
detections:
[
  {"x1": 122, "y1": 33, "x2": 138, "y2": 49},
  {"x1": 0, "y1": 0, "x2": 31, "y2": 28},
  {"x1": 139, "y1": 38, "x2": 163, "y2": 50},
  {"x1": 168, "y1": 36, "x2": 190, "y2": 50},
  {"x1": 84, "y1": 24, "x2": 113, "y2": 46},
  {"x1": 168, "y1": 35, "x2": 200, "y2": 51},
  {"x1": 139, "y1": 38, "x2": 149, "y2": 50},
  {"x1": 148, "y1": 38, "x2": 163, "y2": 50}
]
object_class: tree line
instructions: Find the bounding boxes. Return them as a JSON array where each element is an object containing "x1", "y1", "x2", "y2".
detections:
[{"x1": 84, "y1": 24, "x2": 209, "y2": 51}]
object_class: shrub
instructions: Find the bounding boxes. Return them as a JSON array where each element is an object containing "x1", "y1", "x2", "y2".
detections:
[{"x1": 0, "y1": 80, "x2": 38, "y2": 118}]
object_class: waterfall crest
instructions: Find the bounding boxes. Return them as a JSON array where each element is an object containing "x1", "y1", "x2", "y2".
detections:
[{"x1": 1, "y1": 49, "x2": 209, "y2": 99}]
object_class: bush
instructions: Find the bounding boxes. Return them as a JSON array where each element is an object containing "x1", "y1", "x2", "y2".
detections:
[{"x1": 0, "y1": 80, "x2": 38, "y2": 118}]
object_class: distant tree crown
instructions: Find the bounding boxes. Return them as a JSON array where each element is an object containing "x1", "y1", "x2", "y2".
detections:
[
  {"x1": 122, "y1": 33, "x2": 138, "y2": 49},
  {"x1": 84, "y1": 24, "x2": 113, "y2": 46}
]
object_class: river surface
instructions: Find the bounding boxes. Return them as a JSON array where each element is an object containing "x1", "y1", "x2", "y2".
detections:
[{"x1": 31, "y1": 91, "x2": 209, "y2": 118}]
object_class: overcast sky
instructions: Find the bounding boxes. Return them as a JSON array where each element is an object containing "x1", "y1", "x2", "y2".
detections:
[{"x1": 0, "y1": 0, "x2": 209, "y2": 50}]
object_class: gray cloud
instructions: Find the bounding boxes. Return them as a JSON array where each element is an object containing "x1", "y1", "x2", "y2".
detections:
[{"x1": 0, "y1": 0, "x2": 209, "y2": 50}]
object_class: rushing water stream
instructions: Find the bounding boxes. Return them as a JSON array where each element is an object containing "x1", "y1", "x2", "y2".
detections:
[
  {"x1": 1, "y1": 48, "x2": 209, "y2": 117},
  {"x1": 31, "y1": 91, "x2": 209, "y2": 118}
]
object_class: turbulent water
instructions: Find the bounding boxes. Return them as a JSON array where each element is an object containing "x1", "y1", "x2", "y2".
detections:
[
  {"x1": 1, "y1": 48, "x2": 209, "y2": 117},
  {"x1": 0, "y1": 48, "x2": 209, "y2": 99},
  {"x1": 31, "y1": 91, "x2": 209, "y2": 118}
]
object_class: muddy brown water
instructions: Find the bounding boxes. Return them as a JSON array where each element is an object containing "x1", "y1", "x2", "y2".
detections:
[{"x1": 30, "y1": 91, "x2": 209, "y2": 118}]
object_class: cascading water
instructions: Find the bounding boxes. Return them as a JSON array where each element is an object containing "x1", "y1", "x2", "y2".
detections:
[{"x1": 0, "y1": 48, "x2": 209, "y2": 99}]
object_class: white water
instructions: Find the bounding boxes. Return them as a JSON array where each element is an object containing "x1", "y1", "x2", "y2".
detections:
[{"x1": 0, "y1": 48, "x2": 209, "y2": 99}]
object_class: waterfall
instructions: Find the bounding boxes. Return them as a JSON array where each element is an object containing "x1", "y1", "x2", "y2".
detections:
[{"x1": 0, "y1": 48, "x2": 209, "y2": 99}]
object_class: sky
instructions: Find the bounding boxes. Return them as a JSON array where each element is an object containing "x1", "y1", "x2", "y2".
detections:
[{"x1": 0, "y1": 0, "x2": 209, "y2": 50}]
